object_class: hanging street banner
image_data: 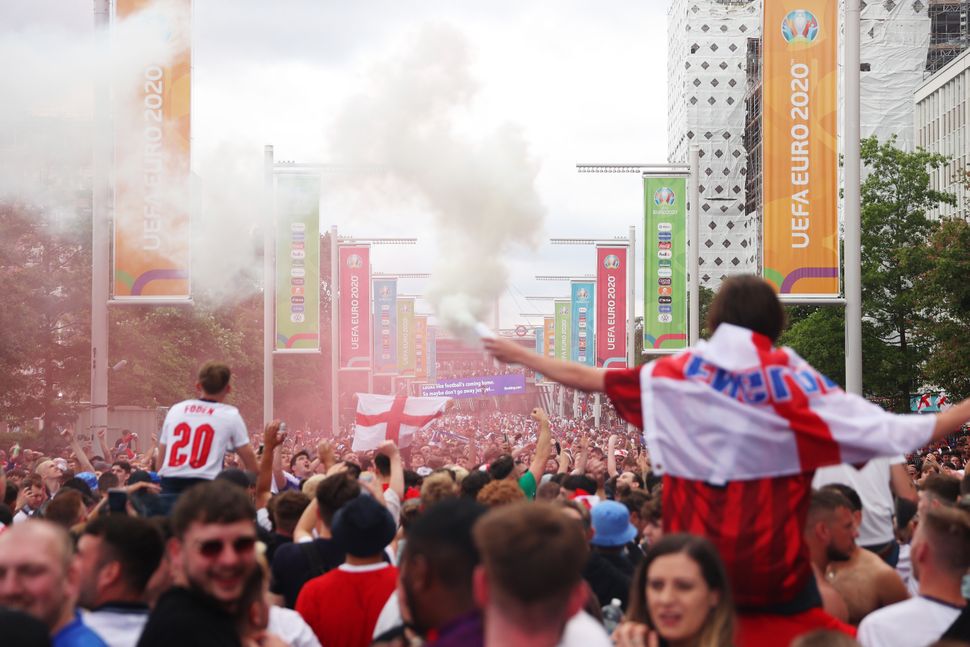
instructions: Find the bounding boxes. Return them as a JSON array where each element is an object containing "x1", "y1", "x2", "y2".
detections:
[
  {"x1": 543, "y1": 317, "x2": 556, "y2": 362},
  {"x1": 428, "y1": 326, "x2": 438, "y2": 383},
  {"x1": 373, "y1": 278, "x2": 398, "y2": 373},
  {"x1": 571, "y1": 281, "x2": 595, "y2": 366},
  {"x1": 596, "y1": 246, "x2": 628, "y2": 368},
  {"x1": 554, "y1": 300, "x2": 571, "y2": 361},
  {"x1": 397, "y1": 298, "x2": 416, "y2": 374},
  {"x1": 422, "y1": 374, "x2": 527, "y2": 399},
  {"x1": 275, "y1": 174, "x2": 320, "y2": 352},
  {"x1": 338, "y1": 246, "x2": 371, "y2": 368},
  {"x1": 644, "y1": 177, "x2": 688, "y2": 351},
  {"x1": 113, "y1": 0, "x2": 192, "y2": 300},
  {"x1": 414, "y1": 316, "x2": 429, "y2": 379},
  {"x1": 762, "y1": 1, "x2": 839, "y2": 296}
]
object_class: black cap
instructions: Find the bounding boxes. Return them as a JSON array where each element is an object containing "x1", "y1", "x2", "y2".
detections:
[{"x1": 331, "y1": 495, "x2": 396, "y2": 558}]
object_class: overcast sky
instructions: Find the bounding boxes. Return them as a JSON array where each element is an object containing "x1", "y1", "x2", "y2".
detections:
[{"x1": 5, "y1": 0, "x2": 669, "y2": 329}]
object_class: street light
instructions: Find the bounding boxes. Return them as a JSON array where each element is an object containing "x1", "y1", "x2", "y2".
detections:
[
  {"x1": 372, "y1": 272, "x2": 431, "y2": 279},
  {"x1": 535, "y1": 274, "x2": 595, "y2": 281}
]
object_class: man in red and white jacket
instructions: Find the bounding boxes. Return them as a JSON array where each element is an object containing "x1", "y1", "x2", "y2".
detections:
[{"x1": 485, "y1": 275, "x2": 970, "y2": 646}]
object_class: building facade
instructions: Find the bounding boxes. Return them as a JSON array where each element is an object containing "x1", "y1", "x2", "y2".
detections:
[
  {"x1": 915, "y1": 46, "x2": 970, "y2": 219},
  {"x1": 667, "y1": 0, "x2": 761, "y2": 287},
  {"x1": 670, "y1": 1, "x2": 932, "y2": 280}
]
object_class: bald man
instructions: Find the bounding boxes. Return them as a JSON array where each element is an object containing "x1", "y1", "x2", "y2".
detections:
[{"x1": 0, "y1": 520, "x2": 108, "y2": 647}]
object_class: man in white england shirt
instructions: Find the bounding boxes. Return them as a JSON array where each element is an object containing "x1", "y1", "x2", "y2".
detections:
[
  {"x1": 156, "y1": 362, "x2": 258, "y2": 510},
  {"x1": 857, "y1": 505, "x2": 970, "y2": 647}
]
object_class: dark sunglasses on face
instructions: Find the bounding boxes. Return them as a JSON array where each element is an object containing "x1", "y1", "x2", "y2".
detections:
[{"x1": 196, "y1": 536, "x2": 257, "y2": 558}]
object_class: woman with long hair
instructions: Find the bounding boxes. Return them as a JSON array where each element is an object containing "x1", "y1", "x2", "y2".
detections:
[{"x1": 613, "y1": 533, "x2": 734, "y2": 647}]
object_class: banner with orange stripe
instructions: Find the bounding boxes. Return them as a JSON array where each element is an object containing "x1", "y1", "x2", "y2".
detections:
[{"x1": 762, "y1": 1, "x2": 839, "y2": 296}]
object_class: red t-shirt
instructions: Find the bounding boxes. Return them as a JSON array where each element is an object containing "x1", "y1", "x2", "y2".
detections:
[
  {"x1": 605, "y1": 367, "x2": 813, "y2": 609},
  {"x1": 295, "y1": 563, "x2": 398, "y2": 647}
]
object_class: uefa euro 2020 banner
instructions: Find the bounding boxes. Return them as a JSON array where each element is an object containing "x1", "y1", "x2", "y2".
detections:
[
  {"x1": 763, "y1": 1, "x2": 839, "y2": 296},
  {"x1": 427, "y1": 326, "x2": 437, "y2": 383},
  {"x1": 570, "y1": 281, "x2": 595, "y2": 366},
  {"x1": 644, "y1": 177, "x2": 688, "y2": 351},
  {"x1": 414, "y1": 316, "x2": 428, "y2": 379},
  {"x1": 275, "y1": 175, "x2": 320, "y2": 352},
  {"x1": 543, "y1": 317, "x2": 556, "y2": 363},
  {"x1": 554, "y1": 300, "x2": 571, "y2": 361},
  {"x1": 339, "y1": 246, "x2": 371, "y2": 368},
  {"x1": 373, "y1": 278, "x2": 398, "y2": 373},
  {"x1": 113, "y1": 0, "x2": 192, "y2": 300},
  {"x1": 397, "y1": 298, "x2": 416, "y2": 373},
  {"x1": 596, "y1": 246, "x2": 627, "y2": 368}
]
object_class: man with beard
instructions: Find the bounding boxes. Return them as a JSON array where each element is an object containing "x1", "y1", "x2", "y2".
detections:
[
  {"x1": 818, "y1": 484, "x2": 910, "y2": 624},
  {"x1": 137, "y1": 481, "x2": 259, "y2": 647},
  {"x1": 0, "y1": 520, "x2": 108, "y2": 646},
  {"x1": 804, "y1": 489, "x2": 856, "y2": 623},
  {"x1": 372, "y1": 498, "x2": 488, "y2": 646}
]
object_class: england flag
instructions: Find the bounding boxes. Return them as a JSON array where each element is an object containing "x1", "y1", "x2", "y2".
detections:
[{"x1": 353, "y1": 393, "x2": 451, "y2": 451}]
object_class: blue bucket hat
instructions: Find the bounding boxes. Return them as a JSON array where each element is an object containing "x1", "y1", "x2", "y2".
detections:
[
  {"x1": 590, "y1": 500, "x2": 637, "y2": 547},
  {"x1": 75, "y1": 471, "x2": 99, "y2": 493}
]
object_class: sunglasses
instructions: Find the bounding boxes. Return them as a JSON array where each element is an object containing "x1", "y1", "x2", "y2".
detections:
[{"x1": 195, "y1": 536, "x2": 257, "y2": 558}]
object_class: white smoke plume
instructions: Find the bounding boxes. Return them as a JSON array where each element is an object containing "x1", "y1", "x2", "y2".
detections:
[
  {"x1": 0, "y1": 2, "x2": 265, "y2": 304},
  {"x1": 328, "y1": 24, "x2": 546, "y2": 338}
]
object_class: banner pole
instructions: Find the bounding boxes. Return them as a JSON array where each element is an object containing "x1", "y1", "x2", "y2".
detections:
[
  {"x1": 627, "y1": 224, "x2": 636, "y2": 368},
  {"x1": 689, "y1": 145, "x2": 700, "y2": 345},
  {"x1": 331, "y1": 226, "x2": 340, "y2": 436},
  {"x1": 844, "y1": 0, "x2": 863, "y2": 395},
  {"x1": 263, "y1": 145, "x2": 274, "y2": 425},
  {"x1": 90, "y1": 0, "x2": 111, "y2": 438}
]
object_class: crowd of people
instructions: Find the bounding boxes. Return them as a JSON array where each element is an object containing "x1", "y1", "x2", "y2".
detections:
[{"x1": 1, "y1": 276, "x2": 970, "y2": 647}]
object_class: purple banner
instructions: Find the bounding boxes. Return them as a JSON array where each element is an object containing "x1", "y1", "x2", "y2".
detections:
[{"x1": 421, "y1": 374, "x2": 526, "y2": 399}]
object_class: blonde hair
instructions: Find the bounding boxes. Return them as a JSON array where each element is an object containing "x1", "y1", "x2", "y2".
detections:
[
  {"x1": 420, "y1": 472, "x2": 459, "y2": 508},
  {"x1": 301, "y1": 474, "x2": 326, "y2": 498}
]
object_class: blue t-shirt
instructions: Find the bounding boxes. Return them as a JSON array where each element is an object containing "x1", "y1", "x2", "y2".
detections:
[{"x1": 53, "y1": 612, "x2": 109, "y2": 647}]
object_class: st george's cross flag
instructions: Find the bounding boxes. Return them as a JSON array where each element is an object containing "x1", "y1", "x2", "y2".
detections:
[{"x1": 353, "y1": 393, "x2": 451, "y2": 451}]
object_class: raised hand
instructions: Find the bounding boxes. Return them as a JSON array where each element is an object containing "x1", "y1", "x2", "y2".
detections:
[{"x1": 262, "y1": 420, "x2": 283, "y2": 451}]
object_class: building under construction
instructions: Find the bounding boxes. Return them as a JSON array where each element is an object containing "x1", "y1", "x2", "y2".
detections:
[{"x1": 927, "y1": 0, "x2": 970, "y2": 75}]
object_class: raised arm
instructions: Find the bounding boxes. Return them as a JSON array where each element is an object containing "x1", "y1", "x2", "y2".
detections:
[
  {"x1": 528, "y1": 408, "x2": 552, "y2": 483},
  {"x1": 573, "y1": 433, "x2": 589, "y2": 475},
  {"x1": 62, "y1": 426, "x2": 96, "y2": 474},
  {"x1": 256, "y1": 421, "x2": 283, "y2": 509},
  {"x1": 607, "y1": 434, "x2": 619, "y2": 478},
  {"x1": 557, "y1": 446, "x2": 570, "y2": 474},
  {"x1": 484, "y1": 337, "x2": 607, "y2": 393},
  {"x1": 932, "y1": 398, "x2": 970, "y2": 444},
  {"x1": 294, "y1": 498, "x2": 320, "y2": 542},
  {"x1": 377, "y1": 440, "x2": 404, "y2": 499},
  {"x1": 139, "y1": 433, "x2": 159, "y2": 468},
  {"x1": 97, "y1": 429, "x2": 112, "y2": 462},
  {"x1": 316, "y1": 440, "x2": 337, "y2": 475},
  {"x1": 270, "y1": 435, "x2": 287, "y2": 490}
]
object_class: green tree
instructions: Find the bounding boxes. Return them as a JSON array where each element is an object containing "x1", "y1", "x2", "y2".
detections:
[
  {"x1": 0, "y1": 201, "x2": 91, "y2": 435},
  {"x1": 920, "y1": 217, "x2": 970, "y2": 400},
  {"x1": 858, "y1": 136, "x2": 954, "y2": 410}
]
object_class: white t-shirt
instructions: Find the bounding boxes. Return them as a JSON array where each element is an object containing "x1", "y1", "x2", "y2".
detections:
[
  {"x1": 82, "y1": 607, "x2": 149, "y2": 647},
  {"x1": 857, "y1": 595, "x2": 963, "y2": 647},
  {"x1": 814, "y1": 455, "x2": 903, "y2": 545},
  {"x1": 158, "y1": 399, "x2": 249, "y2": 480},
  {"x1": 558, "y1": 611, "x2": 612, "y2": 647},
  {"x1": 268, "y1": 606, "x2": 321, "y2": 647}
]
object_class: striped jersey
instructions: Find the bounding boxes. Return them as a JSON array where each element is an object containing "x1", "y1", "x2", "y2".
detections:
[{"x1": 605, "y1": 323, "x2": 933, "y2": 608}]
